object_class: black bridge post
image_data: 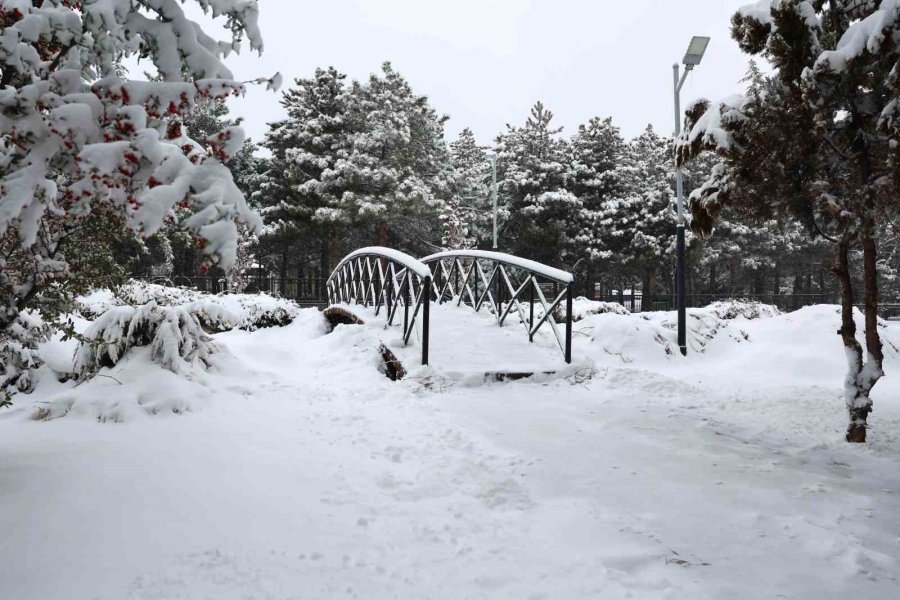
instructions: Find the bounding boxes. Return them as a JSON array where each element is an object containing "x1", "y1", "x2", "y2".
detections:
[
  {"x1": 404, "y1": 286, "x2": 410, "y2": 340},
  {"x1": 565, "y1": 283, "x2": 573, "y2": 364},
  {"x1": 422, "y1": 276, "x2": 431, "y2": 365},
  {"x1": 529, "y1": 278, "x2": 535, "y2": 342}
]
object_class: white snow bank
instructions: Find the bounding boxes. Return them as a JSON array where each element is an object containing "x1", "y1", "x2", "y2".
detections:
[
  {"x1": 559, "y1": 297, "x2": 631, "y2": 321},
  {"x1": 3, "y1": 298, "x2": 900, "y2": 600}
]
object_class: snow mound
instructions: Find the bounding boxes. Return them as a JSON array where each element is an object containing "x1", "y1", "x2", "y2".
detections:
[
  {"x1": 34, "y1": 348, "x2": 219, "y2": 423},
  {"x1": 701, "y1": 300, "x2": 780, "y2": 320},
  {"x1": 559, "y1": 297, "x2": 631, "y2": 321},
  {"x1": 581, "y1": 301, "x2": 780, "y2": 364}
]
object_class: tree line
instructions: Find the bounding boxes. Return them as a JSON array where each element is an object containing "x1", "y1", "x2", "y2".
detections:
[{"x1": 138, "y1": 62, "x2": 845, "y2": 305}]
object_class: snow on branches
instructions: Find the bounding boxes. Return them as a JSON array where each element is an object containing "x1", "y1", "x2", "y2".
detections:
[
  {"x1": 73, "y1": 302, "x2": 221, "y2": 378},
  {"x1": 676, "y1": 0, "x2": 900, "y2": 442},
  {"x1": 1, "y1": 0, "x2": 276, "y2": 397},
  {"x1": 1, "y1": 0, "x2": 272, "y2": 317},
  {"x1": 0, "y1": 309, "x2": 51, "y2": 403}
]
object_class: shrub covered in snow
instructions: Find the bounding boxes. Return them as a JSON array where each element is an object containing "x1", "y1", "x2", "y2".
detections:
[
  {"x1": 556, "y1": 297, "x2": 631, "y2": 322},
  {"x1": 226, "y1": 297, "x2": 299, "y2": 331},
  {"x1": 0, "y1": 311, "x2": 52, "y2": 404},
  {"x1": 74, "y1": 302, "x2": 221, "y2": 378},
  {"x1": 116, "y1": 282, "x2": 206, "y2": 308},
  {"x1": 702, "y1": 301, "x2": 780, "y2": 321},
  {"x1": 76, "y1": 281, "x2": 301, "y2": 332}
]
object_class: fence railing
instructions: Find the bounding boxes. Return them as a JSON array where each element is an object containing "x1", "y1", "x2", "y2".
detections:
[
  {"x1": 326, "y1": 247, "x2": 432, "y2": 365},
  {"x1": 594, "y1": 293, "x2": 841, "y2": 314},
  {"x1": 139, "y1": 276, "x2": 855, "y2": 316}
]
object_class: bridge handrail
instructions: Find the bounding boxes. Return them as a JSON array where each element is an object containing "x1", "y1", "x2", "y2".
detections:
[
  {"x1": 421, "y1": 249, "x2": 574, "y2": 363},
  {"x1": 329, "y1": 246, "x2": 431, "y2": 281},
  {"x1": 420, "y1": 250, "x2": 573, "y2": 284},
  {"x1": 325, "y1": 246, "x2": 432, "y2": 366}
]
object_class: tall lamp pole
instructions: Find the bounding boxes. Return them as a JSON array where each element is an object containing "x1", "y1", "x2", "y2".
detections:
[
  {"x1": 673, "y1": 35, "x2": 710, "y2": 357},
  {"x1": 489, "y1": 154, "x2": 499, "y2": 250}
]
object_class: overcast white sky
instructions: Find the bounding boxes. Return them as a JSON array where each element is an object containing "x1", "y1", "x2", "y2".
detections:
[{"x1": 206, "y1": 0, "x2": 755, "y2": 145}]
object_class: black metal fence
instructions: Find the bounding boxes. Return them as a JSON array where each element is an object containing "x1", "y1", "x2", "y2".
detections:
[
  {"x1": 594, "y1": 292, "x2": 850, "y2": 314},
  {"x1": 140, "y1": 276, "x2": 900, "y2": 319}
]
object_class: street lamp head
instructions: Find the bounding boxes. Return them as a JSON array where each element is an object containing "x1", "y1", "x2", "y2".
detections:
[{"x1": 683, "y1": 36, "x2": 710, "y2": 68}]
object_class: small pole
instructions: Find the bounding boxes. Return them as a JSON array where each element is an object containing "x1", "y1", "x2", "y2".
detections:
[
  {"x1": 490, "y1": 155, "x2": 499, "y2": 250},
  {"x1": 529, "y1": 278, "x2": 535, "y2": 342},
  {"x1": 495, "y1": 267, "x2": 502, "y2": 319},
  {"x1": 422, "y1": 276, "x2": 431, "y2": 365},
  {"x1": 674, "y1": 63, "x2": 688, "y2": 357},
  {"x1": 403, "y1": 283, "x2": 410, "y2": 342},
  {"x1": 565, "y1": 283, "x2": 573, "y2": 364}
]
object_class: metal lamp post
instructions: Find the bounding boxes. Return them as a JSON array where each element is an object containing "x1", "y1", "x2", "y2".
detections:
[
  {"x1": 489, "y1": 154, "x2": 499, "y2": 250},
  {"x1": 673, "y1": 35, "x2": 710, "y2": 357}
]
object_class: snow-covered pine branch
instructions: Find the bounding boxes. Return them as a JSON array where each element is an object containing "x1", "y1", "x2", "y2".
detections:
[
  {"x1": 73, "y1": 302, "x2": 222, "y2": 378},
  {"x1": 0, "y1": 310, "x2": 51, "y2": 403},
  {"x1": 1, "y1": 0, "x2": 277, "y2": 397}
]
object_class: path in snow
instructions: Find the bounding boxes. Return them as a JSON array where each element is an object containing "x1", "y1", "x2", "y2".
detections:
[
  {"x1": 1, "y1": 306, "x2": 899, "y2": 599},
  {"x1": 345, "y1": 300, "x2": 572, "y2": 376}
]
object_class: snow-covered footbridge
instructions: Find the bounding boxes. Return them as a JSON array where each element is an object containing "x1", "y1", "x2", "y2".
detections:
[{"x1": 325, "y1": 248, "x2": 575, "y2": 372}]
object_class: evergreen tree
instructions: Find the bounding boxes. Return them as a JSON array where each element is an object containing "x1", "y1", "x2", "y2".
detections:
[
  {"x1": 568, "y1": 116, "x2": 630, "y2": 274},
  {"x1": 256, "y1": 63, "x2": 451, "y2": 269},
  {"x1": 444, "y1": 128, "x2": 491, "y2": 249},
  {"x1": 594, "y1": 126, "x2": 679, "y2": 296},
  {"x1": 679, "y1": 0, "x2": 900, "y2": 442},
  {"x1": 256, "y1": 67, "x2": 352, "y2": 279},
  {"x1": 0, "y1": 0, "x2": 269, "y2": 400},
  {"x1": 495, "y1": 102, "x2": 580, "y2": 266}
]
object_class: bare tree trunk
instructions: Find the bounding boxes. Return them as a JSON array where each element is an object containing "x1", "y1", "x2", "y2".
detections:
[
  {"x1": 729, "y1": 258, "x2": 738, "y2": 293},
  {"x1": 278, "y1": 246, "x2": 288, "y2": 296},
  {"x1": 834, "y1": 240, "x2": 882, "y2": 443},
  {"x1": 377, "y1": 223, "x2": 389, "y2": 247},
  {"x1": 772, "y1": 261, "x2": 781, "y2": 296},
  {"x1": 852, "y1": 238, "x2": 884, "y2": 442},
  {"x1": 329, "y1": 224, "x2": 342, "y2": 271}
]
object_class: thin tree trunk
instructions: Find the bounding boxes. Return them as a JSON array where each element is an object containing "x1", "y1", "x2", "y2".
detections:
[
  {"x1": 329, "y1": 224, "x2": 342, "y2": 271},
  {"x1": 772, "y1": 261, "x2": 781, "y2": 296},
  {"x1": 833, "y1": 240, "x2": 880, "y2": 443},
  {"x1": 279, "y1": 246, "x2": 288, "y2": 296},
  {"x1": 848, "y1": 237, "x2": 884, "y2": 442}
]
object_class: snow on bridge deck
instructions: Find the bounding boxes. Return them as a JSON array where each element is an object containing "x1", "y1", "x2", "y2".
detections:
[{"x1": 338, "y1": 301, "x2": 572, "y2": 377}]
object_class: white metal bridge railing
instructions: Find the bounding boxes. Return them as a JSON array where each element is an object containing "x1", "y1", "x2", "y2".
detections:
[
  {"x1": 421, "y1": 250, "x2": 574, "y2": 364},
  {"x1": 325, "y1": 247, "x2": 576, "y2": 367},
  {"x1": 325, "y1": 247, "x2": 432, "y2": 365}
]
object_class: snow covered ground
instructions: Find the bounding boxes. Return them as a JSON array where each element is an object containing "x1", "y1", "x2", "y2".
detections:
[{"x1": 2, "y1": 296, "x2": 900, "y2": 599}]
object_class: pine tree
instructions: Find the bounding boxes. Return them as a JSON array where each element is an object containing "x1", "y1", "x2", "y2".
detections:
[
  {"x1": 495, "y1": 102, "x2": 579, "y2": 266},
  {"x1": 341, "y1": 62, "x2": 450, "y2": 249},
  {"x1": 567, "y1": 116, "x2": 631, "y2": 286},
  {"x1": 257, "y1": 63, "x2": 451, "y2": 267},
  {"x1": 0, "y1": 0, "x2": 273, "y2": 399},
  {"x1": 443, "y1": 128, "x2": 491, "y2": 249},
  {"x1": 594, "y1": 126, "x2": 680, "y2": 296},
  {"x1": 679, "y1": 1, "x2": 900, "y2": 442},
  {"x1": 256, "y1": 67, "x2": 352, "y2": 279}
]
